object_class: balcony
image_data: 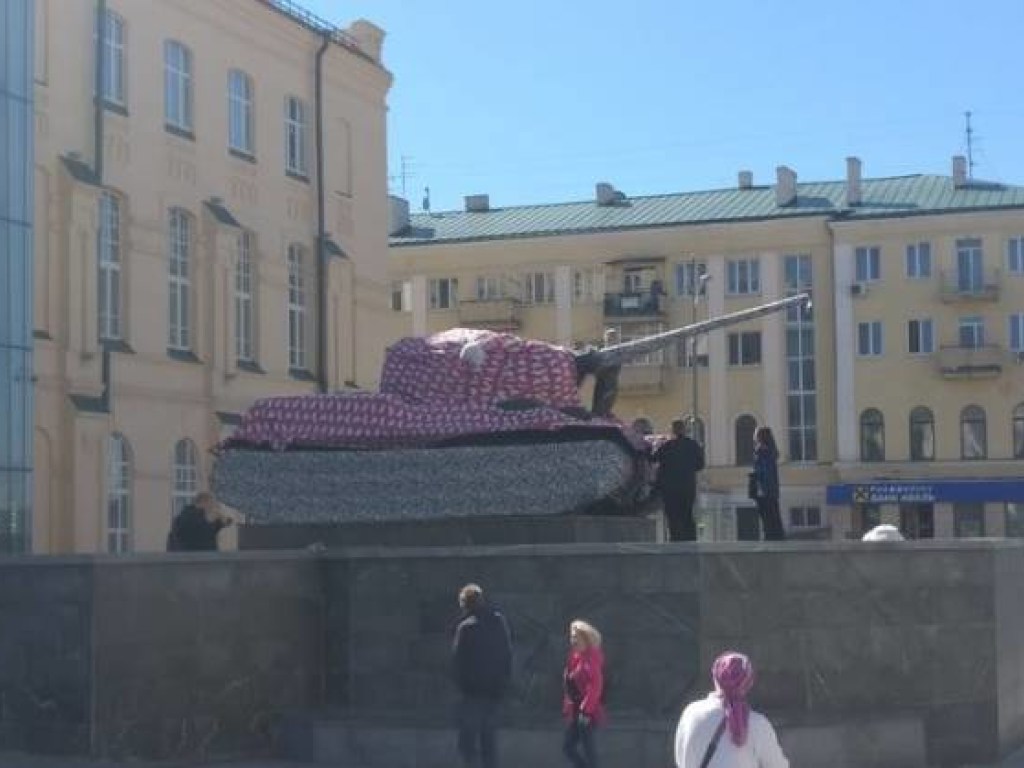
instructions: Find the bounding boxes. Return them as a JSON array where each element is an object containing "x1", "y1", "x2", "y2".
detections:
[
  {"x1": 935, "y1": 344, "x2": 1005, "y2": 378},
  {"x1": 939, "y1": 270, "x2": 1001, "y2": 302},
  {"x1": 617, "y1": 363, "x2": 667, "y2": 393},
  {"x1": 603, "y1": 292, "x2": 664, "y2": 319},
  {"x1": 457, "y1": 298, "x2": 522, "y2": 331}
]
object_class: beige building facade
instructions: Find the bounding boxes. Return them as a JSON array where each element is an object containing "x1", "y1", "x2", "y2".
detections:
[
  {"x1": 390, "y1": 160, "x2": 1024, "y2": 540},
  {"x1": 32, "y1": 0, "x2": 402, "y2": 553}
]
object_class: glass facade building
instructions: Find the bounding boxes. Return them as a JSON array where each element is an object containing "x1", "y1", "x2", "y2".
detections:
[{"x1": 0, "y1": 0, "x2": 35, "y2": 552}]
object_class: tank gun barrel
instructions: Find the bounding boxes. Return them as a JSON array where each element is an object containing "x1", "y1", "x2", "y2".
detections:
[{"x1": 599, "y1": 292, "x2": 811, "y2": 365}]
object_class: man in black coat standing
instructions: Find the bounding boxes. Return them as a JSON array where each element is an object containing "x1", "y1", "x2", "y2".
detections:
[
  {"x1": 653, "y1": 419, "x2": 706, "y2": 542},
  {"x1": 167, "y1": 492, "x2": 233, "y2": 552},
  {"x1": 452, "y1": 583, "x2": 513, "y2": 768}
]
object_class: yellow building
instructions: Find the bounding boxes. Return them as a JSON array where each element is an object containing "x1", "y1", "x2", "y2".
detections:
[
  {"x1": 32, "y1": 0, "x2": 402, "y2": 553},
  {"x1": 389, "y1": 159, "x2": 1024, "y2": 540}
]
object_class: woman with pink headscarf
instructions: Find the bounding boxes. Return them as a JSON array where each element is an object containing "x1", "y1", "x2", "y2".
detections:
[{"x1": 674, "y1": 651, "x2": 789, "y2": 768}]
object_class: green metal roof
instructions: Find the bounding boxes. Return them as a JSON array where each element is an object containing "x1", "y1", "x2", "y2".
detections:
[{"x1": 390, "y1": 175, "x2": 1024, "y2": 247}]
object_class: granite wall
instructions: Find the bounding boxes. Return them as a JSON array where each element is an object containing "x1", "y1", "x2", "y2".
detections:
[{"x1": 0, "y1": 541, "x2": 1022, "y2": 765}]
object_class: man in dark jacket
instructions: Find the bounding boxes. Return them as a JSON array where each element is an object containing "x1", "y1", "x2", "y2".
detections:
[
  {"x1": 653, "y1": 419, "x2": 706, "y2": 541},
  {"x1": 452, "y1": 583, "x2": 513, "y2": 768},
  {"x1": 167, "y1": 492, "x2": 232, "y2": 552}
]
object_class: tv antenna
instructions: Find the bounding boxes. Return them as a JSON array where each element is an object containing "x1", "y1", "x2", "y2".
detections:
[{"x1": 388, "y1": 155, "x2": 417, "y2": 197}]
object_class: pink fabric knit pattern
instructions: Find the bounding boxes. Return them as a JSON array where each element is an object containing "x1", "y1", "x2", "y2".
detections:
[{"x1": 712, "y1": 652, "x2": 756, "y2": 747}]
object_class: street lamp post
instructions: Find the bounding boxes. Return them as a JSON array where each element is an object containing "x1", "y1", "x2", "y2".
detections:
[{"x1": 689, "y1": 258, "x2": 711, "y2": 442}]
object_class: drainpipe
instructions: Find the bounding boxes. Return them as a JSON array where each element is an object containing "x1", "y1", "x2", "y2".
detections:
[
  {"x1": 314, "y1": 33, "x2": 330, "y2": 393},
  {"x1": 94, "y1": 0, "x2": 111, "y2": 410}
]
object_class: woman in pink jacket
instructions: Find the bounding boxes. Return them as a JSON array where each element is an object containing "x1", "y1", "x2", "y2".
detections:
[{"x1": 562, "y1": 619, "x2": 605, "y2": 768}]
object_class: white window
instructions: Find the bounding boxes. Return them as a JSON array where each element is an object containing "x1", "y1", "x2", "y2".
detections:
[
  {"x1": 523, "y1": 271, "x2": 555, "y2": 304},
  {"x1": 168, "y1": 208, "x2": 191, "y2": 351},
  {"x1": 228, "y1": 69, "x2": 254, "y2": 155},
  {"x1": 675, "y1": 261, "x2": 708, "y2": 297},
  {"x1": 287, "y1": 245, "x2": 307, "y2": 370},
  {"x1": 855, "y1": 246, "x2": 881, "y2": 282},
  {"x1": 908, "y1": 319, "x2": 934, "y2": 355},
  {"x1": 476, "y1": 275, "x2": 503, "y2": 301},
  {"x1": 1008, "y1": 237, "x2": 1024, "y2": 275},
  {"x1": 284, "y1": 96, "x2": 308, "y2": 176},
  {"x1": 727, "y1": 331, "x2": 761, "y2": 366},
  {"x1": 788, "y1": 506, "x2": 822, "y2": 528},
  {"x1": 235, "y1": 231, "x2": 255, "y2": 362},
  {"x1": 573, "y1": 269, "x2": 599, "y2": 304},
  {"x1": 96, "y1": 10, "x2": 125, "y2": 106},
  {"x1": 858, "y1": 321, "x2": 883, "y2": 356},
  {"x1": 1010, "y1": 313, "x2": 1024, "y2": 353},
  {"x1": 171, "y1": 439, "x2": 199, "y2": 519},
  {"x1": 429, "y1": 278, "x2": 458, "y2": 310},
  {"x1": 906, "y1": 242, "x2": 931, "y2": 278},
  {"x1": 726, "y1": 258, "x2": 760, "y2": 295},
  {"x1": 106, "y1": 434, "x2": 132, "y2": 554},
  {"x1": 958, "y1": 316, "x2": 985, "y2": 348},
  {"x1": 164, "y1": 41, "x2": 192, "y2": 132},
  {"x1": 98, "y1": 192, "x2": 121, "y2": 341},
  {"x1": 612, "y1": 323, "x2": 665, "y2": 366}
]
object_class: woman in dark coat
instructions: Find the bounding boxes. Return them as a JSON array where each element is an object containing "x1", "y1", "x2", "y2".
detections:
[{"x1": 752, "y1": 427, "x2": 785, "y2": 541}]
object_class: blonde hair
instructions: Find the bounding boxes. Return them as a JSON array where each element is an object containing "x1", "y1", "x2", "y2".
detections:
[{"x1": 570, "y1": 619, "x2": 602, "y2": 649}]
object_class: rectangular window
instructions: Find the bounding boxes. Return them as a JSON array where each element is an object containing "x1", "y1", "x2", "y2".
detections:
[
  {"x1": 905, "y1": 242, "x2": 931, "y2": 278},
  {"x1": 1010, "y1": 313, "x2": 1024, "y2": 352},
  {"x1": 228, "y1": 69, "x2": 254, "y2": 155},
  {"x1": 858, "y1": 321, "x2": 883, "y2": 356},
  {"x1": 164, "y1": 41, "x2": 192, "y2": 132},
  {"x1": 1007, "y1": 503, "x2": 1024, "y2": 538},
  {"x1": 523, "y1": 272, "x2": 555, "y2": 304},
  {"x1": 612, "y1": 322, "x2": 665, "y2": 366},
  {"x1": 285, "y1": 96, "x2": 308, "y2": 176},
  {"x1": 287, "y1": 245, "x2": 307, "y2": 370},
  {"x1": 956, "y1": 238, "x2": 985, "y2": 292},
  {"x1": 476, "y1": 275, "x2": 502, "y2": 301},
  {"x1": 390, "y1": 281, "x2": 407, "y2": 312},
  {"x1": 958, "y1": 316, "x2": 985, "y2": 348},
  {"x1": 429, "y1": 278, "x2": 458, "y2": 310},
  {"x1": 727, "y1": 331, "x2": 762, "y2": 366},
  {"x1": 907, "y1": 319, "x2": 934, "y2": 355},
  {"x1": 954, "y1": 503, "x2": 986, "y2": 538},
  {"x1": 855, "y1": 246, "x2": 881, "y2": 282},
  {"x1": 573, "y1": 269, "x2": 599, "y2": 304},
  {"x1": 726, "y1": 258, "x2": 760, "y2": 295},
  {"x1": 168, "y1": 210, "x2": 191, "y2": 351},
  {"x1": 675, "y1": 261, "x2": 707, "y2": 296},
  {"x1": 785, "y1": 254, "x2": 816, "y2": 461},
  {"x1": 98, "y1": 192, "x2": 121, "y2": 341},
  {"x1": 1009, "y1": 237, "x2": 1024, "y2": 275},
  {"x1": 235, "y1": 232, "x2": 255, "y2": 362},
  {"x1": 788, "y1": 506, "x2": 822, "y2": 528},
  {"x1": 96, "y1": 10, "x2": 125, "y2": 106}
]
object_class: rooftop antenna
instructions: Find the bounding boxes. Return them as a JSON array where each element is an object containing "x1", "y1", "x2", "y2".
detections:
[
  {"x1": 388, "y1": 154, "x2": 416, "y2": 197},
  {"x1": 965, "y1": 111, "x2": 976, "y2": 179},
  {"x1": 422, "y1": 185, "x2": 431, "y2": 212}
]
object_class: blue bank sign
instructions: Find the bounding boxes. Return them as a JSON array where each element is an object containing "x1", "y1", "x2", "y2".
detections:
[{"x1": 827, "y1": 479, "x2": 1024, "y2": 505}]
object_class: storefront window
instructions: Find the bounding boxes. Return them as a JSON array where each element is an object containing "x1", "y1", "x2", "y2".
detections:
[
  {"x1": 1007, "y1": 503, "x2": 1024, "y2": 539},
  {"x1": 954, "y1": 503, "x2": 986, "y2": 538},
  {"x1": 899, "y1": 503, "x2": 935, "y2": 539}
]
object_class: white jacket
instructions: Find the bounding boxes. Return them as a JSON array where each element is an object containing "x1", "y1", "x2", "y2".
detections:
[{"x1": 675, "y1": 694, "x2": 789, "y2": 768}]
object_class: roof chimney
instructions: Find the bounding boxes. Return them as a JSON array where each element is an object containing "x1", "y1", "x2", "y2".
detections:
[
  {"x1": 845, "y1": 156, "x2": 862, "y2": 206},
  {"x1": 464, "y1": 194, "x2": 490, "y2": 213},
  {"x1": 738, "y1": 170, "x2": 753, "y2": 190},
  {"x1": 388, "y1": 194, "x2": 410, "y2": 235},
  {"x1": 775, "y1": 166, "x2": 797, "y2": 206},
  {"x1": 595, "y1": 182, "x2": 626, "y2": 206},
  {"x1": 952, "y1": 155, "x2": 968, "y2": 187}
]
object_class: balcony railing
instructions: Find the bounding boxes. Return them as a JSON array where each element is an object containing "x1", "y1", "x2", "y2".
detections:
[
  {"x1": 457, "y1": 298, "x2": 522, "y2": 330},
  {"x1": 935, "y1": 344, "x2": 1005, "y2": 377},
  {"x1": 603, "y1": 292, "x2": 664, "y2": 318},
  {"x1": 939, "y1": 269, "x2": 1001, "y2": 302},
  {"x1": 263, "y1": 0, "x2": 368, "y2": 59},
  {"x1": 618, "y1": 363, "x2": 667, "y2": 392}
]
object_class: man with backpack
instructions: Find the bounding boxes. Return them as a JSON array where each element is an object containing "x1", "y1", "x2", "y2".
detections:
[{"x1": 451, "y1": 583, "x2": 513, "y2": 768}]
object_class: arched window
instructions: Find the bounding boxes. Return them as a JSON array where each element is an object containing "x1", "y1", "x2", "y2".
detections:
[
  {"x1": 961, "y1": 405, "x2": 987, "y2": 460},
  {"x1": 860, "y1": 408, "x2": 885, "y2": 462},
  {"x1": 171, "y1": 439, "x2": 199, "y2": 518},
  {"x1": 168, "y1": 208, "x2": 192, "y2": 351},
  {"x1": 909, "y1": 406, "x2": 935, "y2": 461},
  {"x1": 734, "y1": 414, "x2": 757, "y2": 466},
  {"x1": 1013, "y1": 403, "x2": 1024, "y2": 459},
  {"x1": 106, "y1": 434, "x2": 132, "y2": 553},
  {"x1": 287, "y1": 244, "x2": 307, "y2": 370}
]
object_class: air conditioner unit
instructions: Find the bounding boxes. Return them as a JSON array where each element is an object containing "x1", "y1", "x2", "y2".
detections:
[{"x1": 850, "y1": 282, "x2": 868, "y2": 297}]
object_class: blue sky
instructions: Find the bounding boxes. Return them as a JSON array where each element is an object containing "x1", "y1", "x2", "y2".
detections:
[{"x1": 306, "y1": 0, "x2": 1024, "y2": 212}]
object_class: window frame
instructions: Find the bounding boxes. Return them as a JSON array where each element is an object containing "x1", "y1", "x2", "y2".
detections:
[
  {"x1": 857, "y1": 321, "x2": 883, "y2": 357},
  {"x1": 98, "y1": 191, "x2": 122, "y2": 341},
  {"x1": 1009, "y1": 313, "x2": 1024, "y2": 353},
  {"x1": 855, "y1": 246, "x2": 881, "y2": 282},
  {"x1": 428, "y1": 277, "x2": 458, "y2": 310},
  {"x1": 523, "y1": 271, "x2": 555, "y2": 304},
  {"x1": 235, "y1": 231, "x2": 256, "y2": 363},
  {"x1": 163, "y1": 40, "x2": 193, "y2": 132},
  {"x1": 228, "y1": 68, "x2": 254, "y2": 156},
  {"x1": 859, "y1": 408, "x2": 885, "y2": 462},
  {"x1": 97, "y1": 9, "x2": 126, "y2": 107},
  {"x1": 907, "y1": 318, "x2": 934, "y2": 355},
  {"x1": 287, "y1": 244, "x2": 308, "y2": 370},
  {"x1": 171, "y1": 439, "x2": 199, "y2": 519},
  {"x1": 909, "y1": 406, "x2": 935, "y2": 462},
  {"x1": 675, "y1": 261, "x2": 708, "y2": 297},
  {"x1": 167, "y1": 208, "x2": 192, "y2": 352},
  {"x1": 106, "y1": 433, "x2": 132, "y2": 554},
  {"x1": 284, "y1": 95, "x2": 308, "y2": 177},
  {"x1": 960, "y1": 405, "x2": 988, "y2": 460},
  {"x1": 905, "y1": 242, "x2": 932, "y2": 279},
  {"x1": 726, "y1": 258, "x2": 761, "y2": 296},
  {"x1": 727, "y1": 331, "x2": 762, "y2": 367},
  {"x1": 1009, "y1": 237, "x2": 1024, "y2": 275}
]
